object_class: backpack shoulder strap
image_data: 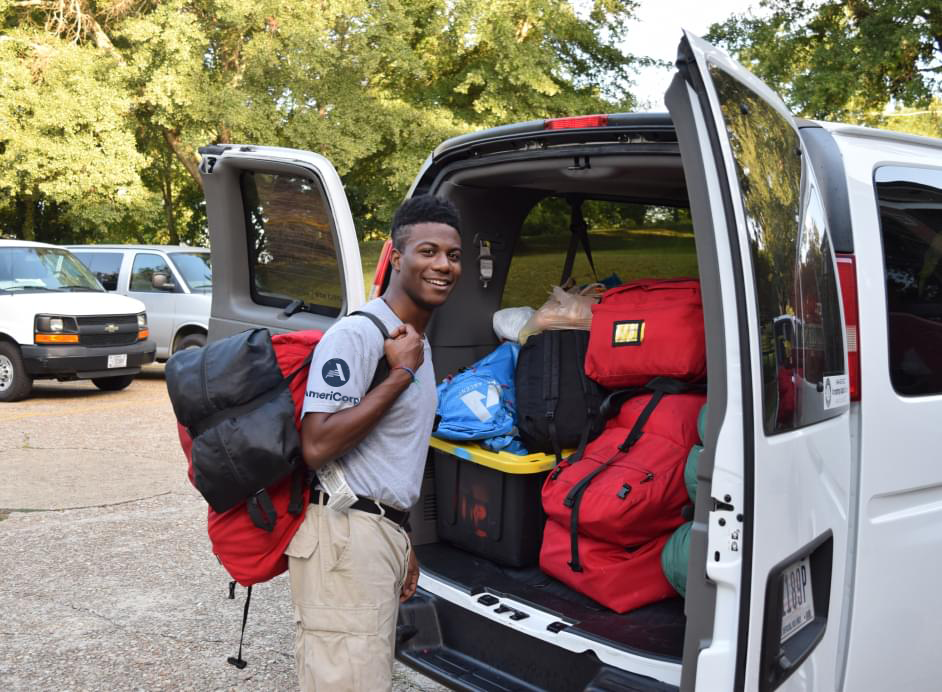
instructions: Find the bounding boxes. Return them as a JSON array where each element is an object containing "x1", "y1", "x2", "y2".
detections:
[
  {"x1": 349, "y1": 310, "x2": 391, "y2": 391},
  {"x1": 350, "y1": 309, "x2": 390, "y2": 339}
]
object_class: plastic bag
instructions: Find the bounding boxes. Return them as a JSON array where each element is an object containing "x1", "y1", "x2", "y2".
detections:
[
  {"x1": 492, "y1": 306, "x2": 535, "y2": 342},
  {"x1": 519, "y1": 284, "x2": 603, "y2": 343}
]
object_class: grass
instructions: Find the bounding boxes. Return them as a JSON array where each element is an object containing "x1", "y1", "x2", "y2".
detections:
[{"x1": 357, "y1": 227, "x2": 698, "y2": 309}]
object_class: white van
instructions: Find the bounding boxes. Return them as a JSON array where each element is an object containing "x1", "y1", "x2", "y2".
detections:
[
  {"x1": 67, "y1": 244, "x2": 212, "y2": 360},
  {"x1": 197, "y1": 33, "x2": 942, "y2": 692},
  {"x1": 0, "y1": 240, "x2": 156, "y2": 402}
]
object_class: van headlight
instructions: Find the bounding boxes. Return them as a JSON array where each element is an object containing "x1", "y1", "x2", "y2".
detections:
[
  {"x1": 34, "y1": 315, "x2": 79, "y2": 344},
  {"x1": 137, "y1": 312, "x2": 149, "y2": 341}
]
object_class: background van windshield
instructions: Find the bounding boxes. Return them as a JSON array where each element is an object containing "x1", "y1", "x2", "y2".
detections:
[
  {"x1": 0, "y1": 247, "x2": 104, "y2": 293},
  {"x1": 170, "y1": 252, "x2": 212, "y2": 292}
]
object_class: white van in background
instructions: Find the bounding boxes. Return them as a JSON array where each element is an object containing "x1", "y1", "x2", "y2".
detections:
[
  {"x1": 195, "y1": 32, "x2": 942, "y2": 692},
  {"x1": 0, "y1": 240, "x2": 155, "y2": 402},
  {"x1": 68, "y1": 245, "x2": 211, "y2": 360}
]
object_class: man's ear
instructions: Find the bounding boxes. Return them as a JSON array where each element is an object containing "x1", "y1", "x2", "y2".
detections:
[{"x1": 390, "y1": 246, "x2": 402, "y2": 272}]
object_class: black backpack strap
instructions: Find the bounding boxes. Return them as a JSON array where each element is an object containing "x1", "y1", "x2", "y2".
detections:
[
  {"x1": 562, "y1": 387, "x2": 668, "y2": 572},
  {"x1": 560, "y1": 197, "x2": 598, "y2": 286},
  {"x1": 569, "y1": 333, "x2": 599, "y2": 463},
  {"x1": 226, "y1": 584, "x2": 252, "y2": 669},
  {"x1": 287, "y1": 467, "x2": 305, "y2": 516},
  {"x1": 350, "y1": 310, "x2": 390, "y2": 339},
  {"x1": 350, "y1": 310, "x2": 392, "y2": 391},
  {"x1": 246, "y1": 489, "x2": 277, "y2": 532},
  {"x1": 542, "y1": 331, "x2": 563, "y2": 464}
]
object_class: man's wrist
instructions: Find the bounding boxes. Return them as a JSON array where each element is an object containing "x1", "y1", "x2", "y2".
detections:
[
  {"x1": 392, "y1": 365, "x2": 417, "y2": 382},
  {"x1": 387, "y1": 366, "x2": 414, "y2": 388}
]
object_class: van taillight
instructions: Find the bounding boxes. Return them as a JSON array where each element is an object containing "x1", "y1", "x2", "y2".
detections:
[
  {"x1": 544, "y1": 115, "x2": 608, "y2": 130},
  {"x1": 369, "y1": 238, "x2": 393, "y2": 300},
  {"x1": 835, "y1": 254, "x2": 860, "y2": 400}
]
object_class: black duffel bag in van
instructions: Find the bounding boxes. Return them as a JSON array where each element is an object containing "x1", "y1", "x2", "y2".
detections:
[
  {"x1": 516, "y1": 329, "x2": 605, "y2": 462},
  {"x1": 165, "y1": 328, "x2": 308, "y2": 529}
]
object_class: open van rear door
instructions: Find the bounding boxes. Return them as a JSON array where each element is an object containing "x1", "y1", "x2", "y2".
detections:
[
  {"x1": 666, "y1": 33, "x2": 852, "y2": 691},
  {"x1": 198, "y1": 145, "x2": 365, "y2": 338}
]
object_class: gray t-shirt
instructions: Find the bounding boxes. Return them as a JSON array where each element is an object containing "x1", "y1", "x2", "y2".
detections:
[{"x1": 301, "y1": 298, "x2": 436, "y2": 510}]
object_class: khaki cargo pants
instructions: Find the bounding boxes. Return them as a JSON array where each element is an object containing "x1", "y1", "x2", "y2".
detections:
[{"x1": 285, "y1": 499, "x2": 411, "y2": 692}]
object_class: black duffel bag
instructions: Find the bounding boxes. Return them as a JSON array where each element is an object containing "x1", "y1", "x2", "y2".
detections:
[
  {"x1": 515, "y1": 329, "x2": 606, "y2": 462},
  {"x1": 165, "y1": 328, "x2": 307, "y2": 529}
]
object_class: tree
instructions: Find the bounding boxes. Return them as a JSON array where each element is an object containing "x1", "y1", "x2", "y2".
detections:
[
  {"x1": 708, "y1": 1, "x2": 942, "y2": 124},
  {"x1": 0, "y1": 0, "x2": 644, "y2": 243}
]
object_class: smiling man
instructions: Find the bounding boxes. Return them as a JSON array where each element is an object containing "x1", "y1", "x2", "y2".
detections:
[{"x1": 285, "y1": 195, "x2": 462, "y2": 691}]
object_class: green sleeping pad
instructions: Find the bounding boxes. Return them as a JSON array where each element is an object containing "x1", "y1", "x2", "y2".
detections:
[{"x1": 661, "y1": 521, "x2": 692, "y2": 597}]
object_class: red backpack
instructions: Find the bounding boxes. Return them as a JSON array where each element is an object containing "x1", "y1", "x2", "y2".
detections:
[{"x1": 177, "y1": 330, "x2": 320, "y2": 587}]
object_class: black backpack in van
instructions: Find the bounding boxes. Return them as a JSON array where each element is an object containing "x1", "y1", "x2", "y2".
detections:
[{"x1": 515, "y1": 329, "x2": 605, "y2": 462}]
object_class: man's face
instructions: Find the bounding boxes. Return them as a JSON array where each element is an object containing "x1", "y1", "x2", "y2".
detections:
[{"x1": 391, "y1": 222, "x2": 462, "y2": 310}]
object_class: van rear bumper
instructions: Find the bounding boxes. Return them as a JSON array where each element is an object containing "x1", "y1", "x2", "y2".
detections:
[
  {"x1": 396, "y1": 588, "x2": 677, "y2": 692},
  {"x1": 21, "y1": 340, "x2": 157, "y2": 378}
]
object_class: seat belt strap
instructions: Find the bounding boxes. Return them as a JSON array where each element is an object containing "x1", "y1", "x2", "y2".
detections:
[{"x1": 560, "y1": 197, "x2": 598, "y2": 286}]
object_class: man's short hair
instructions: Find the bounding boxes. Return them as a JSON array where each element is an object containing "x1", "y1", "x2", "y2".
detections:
[{"x1": 391, "y1": 195, "x2": 460, "y2": 250}]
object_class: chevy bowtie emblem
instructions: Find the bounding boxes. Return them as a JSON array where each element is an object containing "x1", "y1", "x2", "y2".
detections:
[{"x1": 104, "y1": 323, "x2": 119, "y2": 333}]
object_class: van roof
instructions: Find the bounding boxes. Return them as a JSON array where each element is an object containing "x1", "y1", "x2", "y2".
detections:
[
  {"x1": 0, "y1": 239, "x2": 61, "y2": 249},
  {"x1": 66, "y1": 244, "x2": 210, "y2": 253},
  {"x1": 812, "y1": 120, "x2": 942, "y2": 150},
  {"x1": 432, "y1": 112, "x2": 676, "y2": 160}
]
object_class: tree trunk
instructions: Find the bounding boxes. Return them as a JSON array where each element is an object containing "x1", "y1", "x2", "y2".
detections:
[
  {"x1": 21, "y1": 189, "x2": 35, "y2": 241},
  {"x1": 161, "y1": 166, "x2": 179, "y2": 245},
  {"x1": 162, "y1": 128, "x2": 203, "y2": 189}
]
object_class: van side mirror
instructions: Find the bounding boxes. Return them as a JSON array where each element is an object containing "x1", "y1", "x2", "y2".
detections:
[{"x1": 152, "y1": 272, "x2": 176, "y2": 291}]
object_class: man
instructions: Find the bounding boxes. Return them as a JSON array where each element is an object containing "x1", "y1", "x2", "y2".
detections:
[{"x1": 285, "y1": 195, "x2": 462, "y2": 691}]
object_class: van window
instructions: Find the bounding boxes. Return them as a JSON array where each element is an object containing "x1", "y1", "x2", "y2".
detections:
[
  {"x1": 169, "y1": 252, "x2": 212, "y2": 293},
  {"x1": 876, "y1": 166, "x2": 942, "y2": 396},
  {"x1": 709, "y1": 65, "x2": 846, "y2": 433},
  {"x1": 72, "y1": 252, "x2": 122, "y2": 291},
  {"x1": 502, "y1": 197, "x2": 697, "y2": 309},
  {"x1": 130, "y1": 253, "x2": 176, "y2": 293},
  {"x1": 240, "y1": 171, "x2": 343, "y2": 316}
]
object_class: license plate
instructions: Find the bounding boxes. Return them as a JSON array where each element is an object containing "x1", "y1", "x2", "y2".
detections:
[
  {"x1": 107, "y1": 354, "x2": 127, "y2": 369},
  {"x1": 781, "y1": 557, "x2": 814, "y2": 642}
]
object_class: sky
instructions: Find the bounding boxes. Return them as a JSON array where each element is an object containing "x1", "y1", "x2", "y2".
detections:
[{"x1": 624, "y1": 0, "x2": 764, "y2": 110}]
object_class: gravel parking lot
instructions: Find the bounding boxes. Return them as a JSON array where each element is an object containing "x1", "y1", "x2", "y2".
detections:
[{"x1": 0, "y1": 365, "x2": 447, "y2": 691}]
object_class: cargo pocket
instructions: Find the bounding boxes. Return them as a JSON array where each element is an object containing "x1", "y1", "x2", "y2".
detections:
[
  {"x1": 294, "y1": 603, "x2": 385, "y2": 691},
  {"x1": 284, "y1": 515, "x2": 319, "y2": 560},
  {"x1": 296, "y1": 603, "x2": 381, "y2": 636}
]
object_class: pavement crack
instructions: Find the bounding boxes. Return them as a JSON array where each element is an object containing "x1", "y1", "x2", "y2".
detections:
[
  {"x1": 64, "y1": 602, "x2": 226, "y2": 645},
  {"x1": 0, "y1": 492, "x2": 175, "y2": 514}
]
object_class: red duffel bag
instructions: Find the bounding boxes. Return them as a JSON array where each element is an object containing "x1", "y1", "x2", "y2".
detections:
[
  {"x1": 540, "y1": 519, "x2": 675, "y2": 613},
  {"x1": 542, "y1": 386, "x2": 704, "y2": 563},
  {"x1": 585, "y1": 278, "x2": 706, "y2": 388}
]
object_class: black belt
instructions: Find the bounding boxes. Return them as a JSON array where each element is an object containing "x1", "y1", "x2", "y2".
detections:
[{"x1": 310, "y1": 488, "x2": 410, "y2": 528}]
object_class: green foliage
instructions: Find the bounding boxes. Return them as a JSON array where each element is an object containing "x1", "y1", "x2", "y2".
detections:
[
  {"x1": 0, "y1": 0, "x2": 642, "y2": 244},
  {"x1": 708, "y1": 1, "x2": 942, "y2": 123}
]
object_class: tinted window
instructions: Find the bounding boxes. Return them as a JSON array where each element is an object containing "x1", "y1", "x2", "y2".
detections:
[
  {"x1": 130, "y1": 253, "x2": 175, "y2": 293},
  {"x1": 709, "y1": 65, "x2": 846, "y2": 434},
  {"x1": 876, "y1": 166, "x2": 942, "y2": 396},
  {"x1": 241, "y1": 171, "x2": 343, "y2": 316},
  {"x1": 72, "y1": 252, "x2": 122, "y2": 291},
  {"x1": 170, "y1": 252, "x2": 212, "y2": 292}
]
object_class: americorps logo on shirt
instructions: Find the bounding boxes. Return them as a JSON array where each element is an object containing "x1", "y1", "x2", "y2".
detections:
[{"x1": 322, "y1": 358, "x2": 351, "y2": 387}]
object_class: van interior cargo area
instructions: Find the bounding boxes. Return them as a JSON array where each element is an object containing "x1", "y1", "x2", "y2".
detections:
[
  {"x1": 410, "y1": 146, "x2": 697, "y2": 663},
  {"x1": 415, "y1": 542, "x2": 686, "y2": 661}
]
